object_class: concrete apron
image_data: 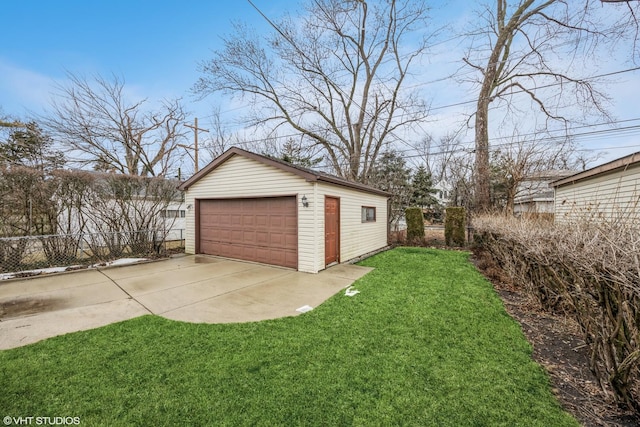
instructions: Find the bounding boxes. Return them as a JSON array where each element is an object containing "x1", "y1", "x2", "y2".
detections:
[{"x1": 0, "y1": 255, "x2": 373, "y2": 350}]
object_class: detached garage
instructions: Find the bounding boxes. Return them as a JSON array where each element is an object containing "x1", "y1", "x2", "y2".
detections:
[{"x1": 178, "y1": 148, "x2": 390, "y2": 273}]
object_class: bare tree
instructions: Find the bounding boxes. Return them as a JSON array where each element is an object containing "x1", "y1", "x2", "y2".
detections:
[
  {"x1": 82, "y1": 174, "x2": 181, "y2": 257},
  {"x1": 44, "y1": 73, "x2": 188, "y2": 176},
  {"x1": 194, "y1": 0, "x2": 435, "y2": 183},
  {"x1": 463, "y1": 0, "x2": 640, "y2": 211},
  {"x1": 444, "y1": 150, "x2": 475, "y2": 212},
  {"x1": 489, "y1": 134, "x2": 577, "y2": 215},
  {"x1": 200, "y1": 106, "x2": 235, "y2": 162},
  {"x1": 410, "y1": 132, "x2": 465, "y2": 184}
]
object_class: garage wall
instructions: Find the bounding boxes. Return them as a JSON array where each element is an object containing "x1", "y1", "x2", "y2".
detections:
[
  {"x1": 184, "y1": 152, "x2": 389, "y2": 273},
  {"x1": 316, "y1": 183, "x2": 388, "y2": 270},
  {"x1": 555, "y1": 164, "x2": 640, "y2": 223},
  {"x1": 184, "y1": 155, "x2": 318, "y2": 272}
]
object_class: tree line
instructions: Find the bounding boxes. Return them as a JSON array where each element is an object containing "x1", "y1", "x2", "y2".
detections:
[
  {"x1": 3, "y1": 0, "x2": 640, "y2": 215},
  {"x1": 0, "y1": 124, "x2": 181, "y2": 237}
]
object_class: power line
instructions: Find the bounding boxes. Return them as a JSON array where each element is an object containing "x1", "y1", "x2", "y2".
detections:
[
  {"x1": 201, "y1": 115, "x2": 640, "y2": 156},
  {"x1": 200, "y1": 64, "x2": 640, "y2": 140},
  {"x1": 221, "y1": 123, "x2": 640, "y2": 172},
  {"x1": 195, "y1": 1, "x2": 640, "y2": 173}
]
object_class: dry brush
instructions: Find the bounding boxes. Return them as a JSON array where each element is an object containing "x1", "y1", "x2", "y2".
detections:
[{"x1": 473, "y1": 215, "x2": 640, "y2": 413}]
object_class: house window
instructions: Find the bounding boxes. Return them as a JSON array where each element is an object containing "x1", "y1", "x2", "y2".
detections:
[
  {"x1": 161, "y1": 209, "x2": 185, "y2": 218},
  {"x1": 361, "y1": 206, "x2": 376, "y2": 222}
]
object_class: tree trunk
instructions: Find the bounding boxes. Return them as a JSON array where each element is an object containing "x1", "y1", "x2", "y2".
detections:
[{"x1": 475, "y1": 96, "x2": 491, "y2": 212}]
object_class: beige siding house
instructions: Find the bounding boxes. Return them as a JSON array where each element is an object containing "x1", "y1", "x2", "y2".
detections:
[
  {"x1": 178, "y1": 148, "x2": 390, "y2": 273},
  {"x1": 513, "y1": 170, "x2": 575, "y2": 217},
  {"x1": 551, "y1": 152, "x2": 640, "y2": 224}
]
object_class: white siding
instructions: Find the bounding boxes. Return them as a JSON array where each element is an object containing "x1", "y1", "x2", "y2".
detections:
[
  {"x1": 555, "y1": 165, "x2": 640, "y2": 223},
  {"x1": 316, "y1": 183, "x2": 388, "y2": 270},
  {"x1": 184, "y1": 155, "x2": 318, "y2": 273},
  {"x1": 184, "y1": 154, "x2": 389, "y2": 273},
  {"x1": 513, "y1": 199, "x2": 554, "y2": 215}
]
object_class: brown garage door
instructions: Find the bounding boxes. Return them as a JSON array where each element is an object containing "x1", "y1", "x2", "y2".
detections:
[{"x1": 198, "y1": 197, "x2": 298, "y2": 269}]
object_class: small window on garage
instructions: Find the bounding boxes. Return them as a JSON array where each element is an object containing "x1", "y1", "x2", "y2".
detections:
[{"x1": 361, "y1": 206, "x2": 376, "y2": 222}]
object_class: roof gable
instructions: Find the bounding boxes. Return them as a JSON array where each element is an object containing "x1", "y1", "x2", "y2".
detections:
[{"x1": 178, "y1": 147, "x2": 390, "y2": 197}]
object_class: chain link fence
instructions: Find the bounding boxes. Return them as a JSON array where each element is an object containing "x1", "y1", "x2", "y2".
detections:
[{"x1": 0, "y1": 229, "x2": 185, "y2": 277}]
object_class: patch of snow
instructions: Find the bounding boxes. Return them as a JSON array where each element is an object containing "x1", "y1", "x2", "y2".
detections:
[
  {"x1": 90, "y1": 258, "x2": 148, "y2": 268},
  {"x1": 105, "y1": 258, "x2": 148, "y2": 266},
  {"x1": 0, "y1": 265, "x2": 82, "y2": 281},
  {"x1": 296, "y1": 305, "x2": 314, "y2": 313},
  {"x1": 0, "y1": 258, "x2": 148, "y2": 281}
]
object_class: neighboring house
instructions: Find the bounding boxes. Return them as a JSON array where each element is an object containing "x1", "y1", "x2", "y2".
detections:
[
  {"x1": 178, "y1": 147, "x2": 390, "y2": 273},
  {"x1": 433, "y1": 180, "x2": 452, "y2": 206},
  {"x1": 513, "y1": 170, "x2": 575, "y2": 216},
  {"x1": 159, "y1": 203, "x2": 187, "y2": 241},
  {"x1": 55, "y1": 180, "x2": 185, "y2": 239},
  {"x1": 551, "y1": 152, "x2": 640, "y2": 224}
]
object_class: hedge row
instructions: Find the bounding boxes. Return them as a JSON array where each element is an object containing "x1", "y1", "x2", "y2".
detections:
[{"x1": 473, "y1": 215, "x2": 640, "y2": 412}]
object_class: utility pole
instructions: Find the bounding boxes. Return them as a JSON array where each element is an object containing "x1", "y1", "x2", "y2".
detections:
[{"x1": 184, "y1": 118, "x2": 209, "y2": 173}]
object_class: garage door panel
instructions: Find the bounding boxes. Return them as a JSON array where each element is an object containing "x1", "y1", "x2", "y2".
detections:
[
  {"x1": 255, "y1": 215, "x2": 268, "y2": 226},
  {"x1": 256, "y1": 231, "x2": 269, "y2": 245},
  {"x1": 227, "y1": 230, "x2": 240, "y2": 243},
  {"x1": 242, "y1": 215, "x2": 255, "y2": 227},
  {"x1": 270, "y1": 216, "x2": 284, "y2": 227},
  {"x1": 199, "y1": 197, "x2": 297, "y2": 269},
  {"x1": 222, "y1": 230, "x2": 234, "y2": 242},
  {"x1": 242, "y1": 230, "x2": 255, "y2": 244},
  {"x1": 255, "y1": 248, "x2": 270, "y2": 263},
  {"x1": 269, "y1": 234, "x2": 284, "y2": 245},
  {"x1": 285, "y1": 217, "x2": 297, "y2": 228},
  {"x1": 284, "y1": 251, "x2": 297, "y2": 266},
  {"x1": 285, "y1": 234, "x2": 297, "y2": 246}
]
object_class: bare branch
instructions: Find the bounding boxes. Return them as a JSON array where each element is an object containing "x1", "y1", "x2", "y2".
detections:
[
  {"x1": 194, "y1": 0, "x2": 435, "y2": 183},
  {"x1": 464, "y1": 0, "x2": 637, "y2": 211},
  {"x1": 42, "y1": 73, "x2": 188, "y2": 176}
]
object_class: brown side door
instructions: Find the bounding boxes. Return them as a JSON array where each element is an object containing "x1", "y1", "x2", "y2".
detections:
[{"x1": 324, "y1": 196, "x2": 340, "y2": 266}]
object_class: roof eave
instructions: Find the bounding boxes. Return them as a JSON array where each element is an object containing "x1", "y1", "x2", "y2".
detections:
[{"x1": 550, "y1": 151, "x2": 640, "y2": 188}]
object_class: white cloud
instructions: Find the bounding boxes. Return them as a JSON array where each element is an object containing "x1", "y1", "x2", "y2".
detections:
[{"x1": 0, "y1": 58, "x2": 60, "y2": 116}]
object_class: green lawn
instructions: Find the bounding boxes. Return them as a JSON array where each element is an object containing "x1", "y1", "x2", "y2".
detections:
[{"x1": 0, "y1": 247, "x2": 578, "y2": 426}]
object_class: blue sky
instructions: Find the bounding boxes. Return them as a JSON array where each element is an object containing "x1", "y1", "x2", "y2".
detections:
[
  {"x1": 2, "y1": 0, "x2": 639, "y2": 170},
  {"x1": 1, "y1": 0, "x2": 290, "y2": 116}
]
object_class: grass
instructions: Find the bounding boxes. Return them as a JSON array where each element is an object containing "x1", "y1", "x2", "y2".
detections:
[{"x1": 0, "y1": 247, "x2": 578, "y2": 426}]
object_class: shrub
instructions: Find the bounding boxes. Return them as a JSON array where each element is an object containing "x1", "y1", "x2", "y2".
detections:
[
  {"x1": 445, "y1": 207, "x2": 466, "y2": 246},
  {"x1": 473, "y1": 215, "x2": 640, "y2": 412},
  {"x1": 405, "y1": 207, "x2": 424, "y2": 241}
]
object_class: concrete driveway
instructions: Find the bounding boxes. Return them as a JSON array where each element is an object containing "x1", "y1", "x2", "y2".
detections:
[{"x1": 0, "y1": 255, "x2": 372, "y2": 350}]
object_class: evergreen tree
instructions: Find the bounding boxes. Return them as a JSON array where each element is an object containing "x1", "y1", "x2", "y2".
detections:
[
  {"x1": 278, "y1": 139, "x2": 323, "y2": 168},
  {"x1": 368, "y1": 151, "x2": 412, "y2": 228},
  {"x1": 0, "y1": 121, "x2": 64, "y2": 171},
  {"x1": 411, "y1": 165, "x2": 438, "y2": 208}
]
